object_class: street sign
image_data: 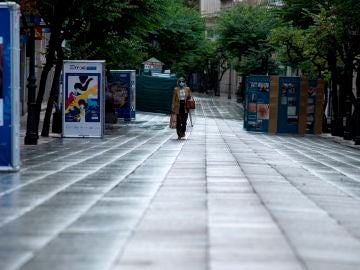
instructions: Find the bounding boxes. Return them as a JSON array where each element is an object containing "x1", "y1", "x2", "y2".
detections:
[
  {"x1": 62, "y1": 60, "x2": 105, "y2": 138},
  {"x1": 0, "y1": 2, "x2": 20, "y2": 171}
]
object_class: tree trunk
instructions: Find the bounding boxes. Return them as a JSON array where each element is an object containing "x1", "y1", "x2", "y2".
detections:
[
  {"x1": 41, "y1": 44, "x2": 63, "y2": 137},
  {"x1": 328, "y1": 52, "x2": 343, "y2": 136},
  {"x1": 341, "y1": 60, "x2": 354, "y2": 139},
  {"x1": 35, "y1": 28, "x2": 59, "y2": 131}
]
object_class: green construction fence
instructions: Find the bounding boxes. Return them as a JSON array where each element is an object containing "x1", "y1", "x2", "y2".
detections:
[{"x1": 136, "y1": 75, "x2": 177, "y2": 114}]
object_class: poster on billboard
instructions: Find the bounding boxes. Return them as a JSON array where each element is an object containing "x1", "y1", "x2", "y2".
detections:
[
  {"x1": 245, "y1": 76, "x2": 270, "y2": 132},
  {"x1": 277, "y1": 76, "x2": 300, "y2": 134},
  {"x1": 0, "y1": 3, "x2": 20, "y2": 171},
  {"x1": 62, "y1": 60, "x2": 105, "y2": 138},
  {"x1": 0, "y1": 36, "x2": 3, "y2": 127},
  {"x1": 107, "y1": 70, "x2": 136, "y2": 120}
]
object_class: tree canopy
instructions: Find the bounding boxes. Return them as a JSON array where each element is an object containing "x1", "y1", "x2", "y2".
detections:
[
  {"x1": 12, "y1": 0, "x2": 209, "y2": 137},
  {"x1": 154, "y1": 0, "x2": 207, "y2": 76},
  {"x1": 216, "y1": 4, "x2": 280, "y2": 75}
]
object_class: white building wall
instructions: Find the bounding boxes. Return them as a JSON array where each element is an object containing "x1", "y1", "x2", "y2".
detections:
[{"x1": 201, "y1": 0, "x2": 221, "y2": 17}]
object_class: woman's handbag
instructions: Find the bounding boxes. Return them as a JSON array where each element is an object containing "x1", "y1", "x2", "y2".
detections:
[
  {"x1": 186, "y1": 96, "x2": 196, "y2": 110},
  {"x1": 169, "y1": 113, "x2": 177, "y2": 129}
]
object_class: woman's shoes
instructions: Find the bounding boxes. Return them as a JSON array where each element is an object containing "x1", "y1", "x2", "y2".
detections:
[{"x1": 177, "y1": 132, "x2": 185, "y2": 140}]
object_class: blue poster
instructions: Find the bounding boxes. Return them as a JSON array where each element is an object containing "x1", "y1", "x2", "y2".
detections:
[
  {"x1": 0, "y1": 3, "x2": 20, "y2": 171},
  {"x1": 62, "y1": 60, "x2": 105, "y2": 138},
  {"x1": 0, "y1": 10, "x2": 11, "y2": 169},
  {"x1": 277, "y1": 76, "x2": 300, "y2": 133},
  {"x1": 64, "y1": 74, "x2": 101, "y2": 123},
  {"x1": 108, "y1": 70, "x2": 135, "y2": 119},
  {"x1": 0, "y1": 37, "x2": 3, "y2": 127},
  {"x1": 244, "y1": 75, "x2": 270, "y2": 132}
]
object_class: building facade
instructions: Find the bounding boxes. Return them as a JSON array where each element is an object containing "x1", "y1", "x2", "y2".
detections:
[{"x1": 200, "y1": 0, "x2": 239, "y2": 98}]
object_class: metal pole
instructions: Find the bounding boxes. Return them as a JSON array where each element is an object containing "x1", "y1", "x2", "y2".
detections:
[
  {"x1": 343, "y1": 94, "x2": 352, "y2": 140},
  {"x1": 24, "y1": 14, "x2": 38, "y2": 145},
  {"x1": 228, "y1": 67, "x2": 232, "y2": 99},
  {"x1": 354, "y1": 97, "x2": 360, "y2": 145}
]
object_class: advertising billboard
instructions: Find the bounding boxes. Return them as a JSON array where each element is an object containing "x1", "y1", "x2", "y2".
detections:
[
  {"x1": 277, "y1": 77, "x2": 301, "y2": 133},
  {"x1": 244, "y1": 75, "x2": 270, "y2": 132},
  {"x1": 108, "y1": 70, "x2": 136, "y2": 120},
  {"x1": 62, "y1": 60, "x2": 105, "y2": 137},
  {"x1": 0, "y1": 36, "x2": 3, "y2": 127},
  {"x1": 0, "y1": 3, "x2": 20, "y2": 171}
]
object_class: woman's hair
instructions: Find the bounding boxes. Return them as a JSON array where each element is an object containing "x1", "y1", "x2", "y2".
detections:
[{"x1": 177, "y1": 77, "x2": 186, "y2": 86}]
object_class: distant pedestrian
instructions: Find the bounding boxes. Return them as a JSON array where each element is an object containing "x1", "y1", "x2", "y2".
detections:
[{"x1": 171, "y1": 77, "x2": 192, "y2": 139}]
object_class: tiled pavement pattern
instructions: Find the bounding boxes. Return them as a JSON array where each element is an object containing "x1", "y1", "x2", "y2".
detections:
[{"x1": 0, "y1": 95, "x2": 360, "y2": 270}]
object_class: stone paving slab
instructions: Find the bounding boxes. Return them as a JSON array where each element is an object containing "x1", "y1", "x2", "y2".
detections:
[{"x1": 0, "y1": 96, "x2": 359, "y2": 270}]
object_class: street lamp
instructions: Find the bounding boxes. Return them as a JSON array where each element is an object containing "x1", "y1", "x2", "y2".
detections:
[{"x1": 24, "y1": 1, "x2": 38, "y2": 145}]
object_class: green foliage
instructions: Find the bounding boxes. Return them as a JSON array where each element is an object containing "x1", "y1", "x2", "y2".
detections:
[
  {"x1": 180, "y1": 0, "x2": 199, "y2": 9},
  {"x1": 268, "y1": 24, "x2": 323, "y2": 77},
  {"x1": 19, "y1": 0, "x2": 209, "y2": 73},
  {"x1": 279, "y1": 0, "x2": 323, "y2": 29},
  {"x1": 275, "y1": 0, "x2": 360, "y2": 75},
  {"x1": 154, "y1": 0, "x2": 208, "y2": 76},
  {"x1": 216, "y1": 4, "x2": 280, "y2": 75},
  {"x1": 67, "y1": 0, "x2": 168, "y2": 70}
]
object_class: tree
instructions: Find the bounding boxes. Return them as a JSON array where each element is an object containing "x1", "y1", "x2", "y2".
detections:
[
  {"x1": 33, "y1": 0, "x2": 169, "y2": 136},
  {"x1": 181, "y1": 0, "x2": 199, "y2": 9},
  {"x1": 35, "y1": 0, "x2": 91, "y2": 136},
  {"x1": 216, "y1": 3, "x2": 280, "y2": 75},
  {"x1": 278, "y1": 0, "x2": 323, "y2": 29},
  {"x1": 69, "y1": 0, "x2": 168, "y2": 69},
  {"x1": 327, "y1": 0, "x2": 360, "y2": 138},
  {"x1": 154, "y1": 0, "x2": 207, "y2": 77},
  {"x1": 273, "y1": 0, "x2": 360, "y2": 136}
]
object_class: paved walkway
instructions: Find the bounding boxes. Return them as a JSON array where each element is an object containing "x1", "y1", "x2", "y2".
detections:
[{"x1": 1, "y1": 95, "x2": 360, "y2": 270}]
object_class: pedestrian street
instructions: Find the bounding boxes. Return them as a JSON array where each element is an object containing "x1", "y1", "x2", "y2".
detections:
[{"x1": 0, "y1": 95, "x2": 360, "y2": 270}]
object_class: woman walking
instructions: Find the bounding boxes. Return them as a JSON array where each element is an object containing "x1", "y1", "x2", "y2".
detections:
[{"x1": 171, "y1": 77, "x2": 192, "y2": 139}]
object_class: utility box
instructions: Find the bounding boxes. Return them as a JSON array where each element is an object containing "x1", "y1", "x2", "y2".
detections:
[{"x1": 0, "y1": 2, "x2": 20, "y2": 171}]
